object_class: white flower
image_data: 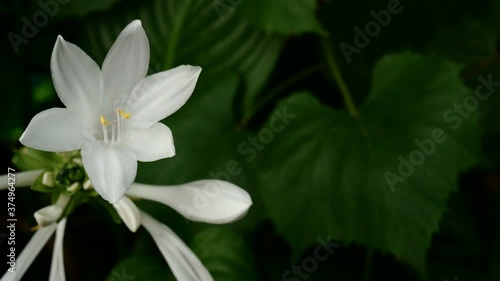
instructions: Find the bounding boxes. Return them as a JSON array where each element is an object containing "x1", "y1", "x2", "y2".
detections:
[
  {"x1": 0, "y1": 218, "x2": 67, "y2": 281},
  {"x1": 113, "y1": 180, "x2": 253, "y2": 281},
  {"x1": 19, "y1": 20, "x2": 202, "y2": 203},
  {"x1": 0, "y1": 171, "x2": 253, "y2": 281},
  {"x1": 0, "y1": 171, "x2": 68, "y2": 281}
]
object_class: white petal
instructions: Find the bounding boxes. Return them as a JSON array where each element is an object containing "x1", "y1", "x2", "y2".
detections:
[
  {"x1": 102, "y1": 20, "x2": 149, "y2": 102},
  {"x1": 34, "y1": 205, "x2": 63, "y2": 227},
  {"x1": 0, "y1": 170, "x2": 43, "y2": 190},
  {"x1": 51, "y1": 36, "x2": 103, "y2": 121},
  {"x1": 81, "y1": 143, "x2": 137, "y2": 204},
  {"x1": 128, "y1": 180, "x2": 252, "y2": 224},
  {"x1": 140, "y1": 211, "x2": 213, "y2": 281},
  {"x1": 19, "y1": 108, "x2": 87, "y2": 152},
  {"x1": 113, "y1": 196, "x2": 141, "y2": 232},
  {"x1": 127, "y1": 65, "x2": 202, "y2": 129},
  {"x1": 127, "y1": 123, "x2": 175, "y2": 162},
  {"x1": 34, "y1": 194, "x2": 71, "y2": 227},
  {"x1": 0, "y1": 224, "x2": 57, "y2": 281},
  {"x1": 49, "y1": 219, "x2": 67, "y2": 281}
]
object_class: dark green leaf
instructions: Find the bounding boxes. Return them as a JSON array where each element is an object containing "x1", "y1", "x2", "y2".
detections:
[
  {"x1": 105, "y1": 256, "x2": 174, "y2": 281},
  {"x1": 12, "y1": 147, "x2": 60, "y2": 170},
  {"x1": 239, "y1": 0, "x2": 326, "y2": 35},
  {"x1": 58, "y1": 0, "x2": 122, "y2": 18},
  {"x1": 190, "y1": 227, "x2": 259, "y2": 281},
  {"x1": 258, "y1": 52, "x2": 483, "y2": 278},
  {"x1": 426, "y1": 18, "x2": 496, "y2": 65}
]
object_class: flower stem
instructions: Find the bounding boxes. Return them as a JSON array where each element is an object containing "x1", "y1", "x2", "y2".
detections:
[
  {"x1": 238, "y1": 63, "x2": 326, "y2": 128},
  {"x1": 164, "y1": 0, "x2": 193, "y2": 69},
  {"x1": 322, "y1": 39, "x2": 360, "y2": 119}
]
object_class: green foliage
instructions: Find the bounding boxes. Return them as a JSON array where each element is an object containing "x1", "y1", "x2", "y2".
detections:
[
  {"x1": 105, "y1": 256, "x2": 174, "y2": 281},
  {"x1": 12, "y1": 147, "x2": 60, "y2": 170},
  {"x1": 426, "y1": 19, "x2": 496, "y2": 65},
  {"x1": 57, "y1": 0, "x2": 123, "y2": 18},
  {"x1": 258, "y1": 53, "x2": 482, "y2": 278},
  {"x1": 190, "y1": 227, "x2": 259, "y2": 281},
  {"x1": 239, "y1": 0, "x2": 326, "y2": 35}
]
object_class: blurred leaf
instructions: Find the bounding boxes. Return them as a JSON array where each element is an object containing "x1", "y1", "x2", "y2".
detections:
[
  {"x1": 12, "y1": 147, "x2": 60, "y2": 170},
  {"x1": 316, "y1": 0, "x2": 492, "y2": 104},
  {"x1": 239, "y1": 0, "x2": 325, "y2": 35},
  {"x1": 105, "y1": 255, "x2": 174, "y2": 281},
  {"x1": 82, "y1": 0, "x2": 282, "y2": 112},
  {"x1": 258, "y1": 52, "x2": 483, "y2": 278},
  {"x1": 32, "y1": 76, "x2": 56, "y2": 106},
  {"x1": 190, "y1": 227, "x2": 259, "y2": 281},
  {"x1": 1, "y1": 45, "x2": 30, "y2": 142},
  {"x1": 426, "y1": 18, "x2": 496, "y2": 65},
  {"x1": 470, "y1": 62, "x2": 500, "y2": 167},
  {"x1": 58, "y1": 0, "x2": 122, "y2": 18}
]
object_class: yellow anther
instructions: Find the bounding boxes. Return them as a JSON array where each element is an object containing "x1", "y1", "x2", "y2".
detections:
[
  {"x1": 117, "y1": 109, "x2": 131, "y2": 119},
  {"x1": 100, "y1": 115, "x2": 111, "y2": 126}
]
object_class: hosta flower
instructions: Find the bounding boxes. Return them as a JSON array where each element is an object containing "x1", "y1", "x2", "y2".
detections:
[
  {"x1": 0, "y1": 171, "x2": 68, "y2": 281},
  {"x1": 19, "y1": 20, "x2": 201, "y2": 203},
  {"x1": 0, "y1": 169, "x2": 252, "y2": 281},
  {"x1": 114, "y1": 179, "x2": 253, "y2": 281}
]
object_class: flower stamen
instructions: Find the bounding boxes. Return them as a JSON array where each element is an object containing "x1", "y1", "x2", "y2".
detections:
[
  {"x1": 99, "y1": 110, "x2": 130, "y2": 146},
  {"x1": 117, "y1": 109, "x2": 130, "y2": 119},
  {"x1": 100, "y1": 115, "x2": 111, "y2": 145}
]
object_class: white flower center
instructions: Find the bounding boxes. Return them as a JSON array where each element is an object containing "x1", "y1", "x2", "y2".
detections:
[{"x1": 99, "y1": 109, "x2": 130, "y2": 146}]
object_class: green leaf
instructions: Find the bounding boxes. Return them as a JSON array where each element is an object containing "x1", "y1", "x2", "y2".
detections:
[
  {"x1": 32, "y1": 76, "x2": 57, "y2": 106},
  {"x1": 190, "y1": 227, "x2": 259, "y2": 281},
  {"x1": 258, "y1": 52, "x2": 483, "y2": 278},
  {"x1": 426, "y1": 18, "x2": 496, "y2": 65},
  {"x1": 470, "y1": 63, "x2": 500, "y2": 168},
  {"x1": 58, "y1": 0, "x2": 122, "y2": 18},
  {"x1": 239, "y1": 0, "x2": 326, "y2": 35},
  {"x1": 82, "y1": 0, "x2": 282, "y2": 112},
  {"x1": 12, "y1": 147, "x2": 60, "y2": 171},
  {"x1": 106, "y1": 256, "x2": 174, "y2": 281}
]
